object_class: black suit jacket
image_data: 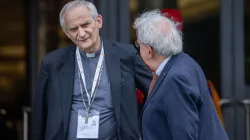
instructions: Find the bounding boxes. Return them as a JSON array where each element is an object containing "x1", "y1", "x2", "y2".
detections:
[{"x1": 31, "y1": 39, "x2": 152, "y2": 140}]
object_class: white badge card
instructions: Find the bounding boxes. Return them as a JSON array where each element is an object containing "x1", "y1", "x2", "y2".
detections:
[{"x1": 77, "y1": 110, "x2": 100, "y2": 139}]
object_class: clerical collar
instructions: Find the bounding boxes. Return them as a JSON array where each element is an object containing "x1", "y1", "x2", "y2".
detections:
[
  {"x1": 86, "y1": 53, "x2": 95, "y2": 57},
  {"x1": 79, "y1": 45, "x2": 102, "y2": 58}
]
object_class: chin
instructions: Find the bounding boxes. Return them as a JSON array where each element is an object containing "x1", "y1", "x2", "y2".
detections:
[
  {"x1": 78, "y1": 42, "x2": 91, "y2": 49},
  {"x1": 79, "y1": 46, "x2": 92, "y2": 52}
]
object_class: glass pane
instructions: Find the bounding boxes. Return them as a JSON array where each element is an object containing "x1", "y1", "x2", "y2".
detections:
[
  {"x1": 245, "y1": 0, "x2": 250, "y2": 85},
  {"x1": 130, "y1": 0, "x2": 165, "y2": 43},
  {"x1": 0, "y1": 1, "x2": 27, "y2": 109},
  {"x1": 179, "y1": 0, "x2": 221, "y2": 92},
  {"x1": 37, "y1": 0, "x2": 72, "y2": 62}
]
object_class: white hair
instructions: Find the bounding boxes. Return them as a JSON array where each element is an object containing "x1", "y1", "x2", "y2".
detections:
[
  {"x1": 59, "y1": 0, "x2": 98, "y2": 30},
  {"x1": 133, "y1": 10, "x2": 183, "y2": 56}
]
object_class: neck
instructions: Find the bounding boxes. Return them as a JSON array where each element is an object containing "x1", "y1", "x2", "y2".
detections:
[
  {"x1": 149, "y1": 55, "x2": 167, "y2": 72},
  {"x1": 83, "y1": 36, "x2": 101, "y2": 53}
]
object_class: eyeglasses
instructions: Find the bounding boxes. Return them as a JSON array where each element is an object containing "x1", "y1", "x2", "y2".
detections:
[{"x1": 135, "y1": 41, "x2": 140, "y2": 48}]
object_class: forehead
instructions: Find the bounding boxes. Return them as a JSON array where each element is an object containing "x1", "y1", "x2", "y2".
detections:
[{"x1": 64, "y1": 6, "x2": 93, "y2": 25}]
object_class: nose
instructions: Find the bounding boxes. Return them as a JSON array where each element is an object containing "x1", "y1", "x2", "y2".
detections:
[{"x1": 78, "y1": 27, "x2": 86, "y2": 38}]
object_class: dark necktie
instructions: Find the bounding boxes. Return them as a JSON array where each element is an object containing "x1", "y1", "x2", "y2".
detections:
[{"x1": 148, "y1": 74, "x2": 158, "y2": 96}]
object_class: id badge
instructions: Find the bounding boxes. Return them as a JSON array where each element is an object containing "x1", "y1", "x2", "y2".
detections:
[{"x1": 77, "y1": 110, "x2": 100, "y2": 139}]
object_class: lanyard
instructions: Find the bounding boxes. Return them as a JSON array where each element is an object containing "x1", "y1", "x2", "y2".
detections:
[{"x1": 76, "y1": 46, "x2": 104, "y2": 108}]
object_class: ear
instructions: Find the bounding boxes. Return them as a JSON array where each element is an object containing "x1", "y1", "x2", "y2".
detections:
[
  {"x1": 146, "y1": 45, "x2": 154, "y2": 58},
  {"x1": 96, "y1": 14, "x2": 103, "y2": 28}
]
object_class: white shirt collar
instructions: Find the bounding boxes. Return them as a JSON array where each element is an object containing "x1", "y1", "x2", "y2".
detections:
[{"x1": 156, "y1": 56, "x2": 172, "y2": 76}]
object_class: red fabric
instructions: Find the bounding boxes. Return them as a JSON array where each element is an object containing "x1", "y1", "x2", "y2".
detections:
[
  {"x1": 136, "y1": 89, "x2": 144, "y2": 104},
  {"x1": 161, "y1": 8, "x2": 183, "y2": 31}
]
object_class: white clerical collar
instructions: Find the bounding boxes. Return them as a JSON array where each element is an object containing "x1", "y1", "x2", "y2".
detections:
[
  {"x1": 80, "y1": 38, "x2": 103, "y2": 58},
  {"x1": 86, "y1": 53, "x2": 95, "y2": 58}
]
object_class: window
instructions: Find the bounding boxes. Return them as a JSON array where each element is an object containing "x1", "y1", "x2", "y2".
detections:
[{"x1": 245, "y1": 0, "x2": 250, "y2": 85}]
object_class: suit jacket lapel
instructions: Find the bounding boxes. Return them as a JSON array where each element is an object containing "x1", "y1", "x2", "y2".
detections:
[
  {"x1": 141, "y1": 53, "x2": 181, "y2": 115},
  {"x1": 103, "y1": 39, "x2": 121, "y2": 129},
  {"x1": 58, "y1": 45, "x2": 76, "y2": 134}
]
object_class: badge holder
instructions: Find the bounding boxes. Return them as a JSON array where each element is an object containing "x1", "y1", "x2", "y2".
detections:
[{"x1": 77, "y1": 110, "x2": 100, "y2": 139}]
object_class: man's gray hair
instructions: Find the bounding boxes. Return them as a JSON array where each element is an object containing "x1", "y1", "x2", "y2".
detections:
[
  {"x1": 59, "y1": 0, "x2": 98, "y2": 30},
  {"x1": 133, "y1": 10, "x2": 183, "y2": 56}
]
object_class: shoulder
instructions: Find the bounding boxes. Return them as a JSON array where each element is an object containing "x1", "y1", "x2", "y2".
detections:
[
  {"x1": 103, "y1": 39, "x2": 136, "y2": 56},
  {"x1": 168, "y1": 53, "x2": 202, "y2": 76},
  {"x1": 112, "y1": 40, "x2": 134, "y2": 49},
  {"x1": 159, "y1": 53, "x2": 205, "y2": 88},
  {"x1": 161, "y1": 53, "x2": 207, "y2": 94},
  {"x1": 41, "y1": 44, "x2": 75, "y2": 64}
]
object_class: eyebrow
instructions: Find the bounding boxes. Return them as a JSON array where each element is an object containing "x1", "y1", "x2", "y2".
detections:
[
  {"x1": 66, "y1": 26, "x2": 76, "y2": 31},
  {"x1": 66, "y1": 20, "x2": 91, "y2": 30},
  {"x1": 81, "y1": 21, "x2": 91, "y2": 25}
]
